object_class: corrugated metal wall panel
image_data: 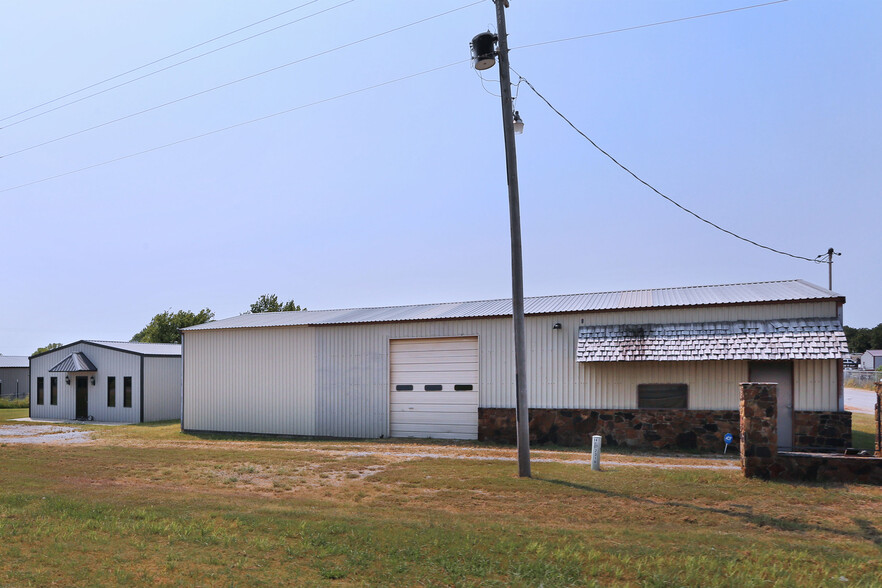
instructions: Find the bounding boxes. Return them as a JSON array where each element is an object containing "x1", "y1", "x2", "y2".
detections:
[
  {"x1": 182, "y1": 327, "x2": 315, "y2": 435},
  {"x1": 793, "y1": 360, "x2": 837, "y2": 411},
  {"x1": 30, "y1": 343, "x2": 141, "y2": 422},
  {"x1": 181, "y1": 301, "x2": 841, "y2": 436},
  {"x1": 315, "y1": 324, "x2": 389, "y2": 438},
  {"x1": 0, "y1": 367, "x2": 29, "y2": 399},
  {"x1": 142, "y1": 356, "x2": 182, "y2": 421}
]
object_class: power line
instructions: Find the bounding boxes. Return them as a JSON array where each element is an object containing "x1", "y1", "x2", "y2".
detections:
[
  {"x1": 0, "y1": 0, "x2": 330, "y2": 124},
  {"x1": 510, "y1": 0, "x2": 790, "y2": 52},
  {"x1": 515, "y1": 73, "x2": 822, "y2": 264},
  {"x1": 1, "y1": 0, "x2": 486, "y2": 158},
  {"x1": 0, "y1": 59, "x2": 467, "y2": 195},
  {"x1": 1, "y1": 0, "x2": 358, "y2": 130}
]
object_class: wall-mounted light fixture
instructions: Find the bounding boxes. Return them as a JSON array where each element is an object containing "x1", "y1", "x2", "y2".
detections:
[
  {"x1": 552, "y1": 323, "x2": 562, "y2": 330},
  {"x1": 65, "y1": 375, "x2": 70, "y2": 385},
  {"x1": 90, "y1": 376, "x2": 96, "y2": 385}
]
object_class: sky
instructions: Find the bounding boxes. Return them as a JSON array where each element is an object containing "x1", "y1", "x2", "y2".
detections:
[{"x1": 1, "y1": 0, "x2": 880, "y2": 356}]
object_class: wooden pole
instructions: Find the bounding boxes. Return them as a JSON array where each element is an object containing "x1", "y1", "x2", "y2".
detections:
[{"x1": 494, "y1": 0, "x2": 531, "y2": 477}]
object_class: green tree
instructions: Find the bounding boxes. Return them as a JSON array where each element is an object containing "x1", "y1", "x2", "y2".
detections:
[
  {"x1": 33, "y1": 343, "x2": 62, "y2": 356},
  {"x1": 249, "y1": 294, "x2": 305, "y2": 313},
  {"x1": 131, "y1": 309, "x2": 214, "y2": 344},
  {"x1": 844, "y1": 324, "x2": 882, "y2": 354}
]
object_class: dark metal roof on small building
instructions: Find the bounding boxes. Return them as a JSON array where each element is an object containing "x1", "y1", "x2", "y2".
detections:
[
  {"x1": 576, "y1": 318, "x2": 848, "y2": 362},
  {"x1": 49, "y1": 352, "x2": 98, "y2": 373}
]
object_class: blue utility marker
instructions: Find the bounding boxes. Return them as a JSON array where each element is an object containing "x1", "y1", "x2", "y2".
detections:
[{"x1": 724, "y1": 433, "x2": 734, "y2": 453}]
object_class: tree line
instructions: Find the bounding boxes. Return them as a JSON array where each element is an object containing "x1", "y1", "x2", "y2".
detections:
[
  {"x1": 32, "y1": 294, "x2": 305, "y2": 353},
  {"x1": 844, "y1": 324, "x2": 882, "y2": 354}
]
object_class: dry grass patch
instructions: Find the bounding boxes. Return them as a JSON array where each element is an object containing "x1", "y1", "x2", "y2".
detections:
[{"x1": 0, "y1": 411, "x2": 880, "y2": 585}]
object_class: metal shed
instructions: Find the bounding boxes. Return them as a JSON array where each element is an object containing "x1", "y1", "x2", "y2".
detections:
[
  {"x1": 0, "y1": 356, "x2": 30, "y2": 399},
  {"x1": 30, "y1": 341, "x2": 181, "y2": 423},
  {"x1": 181, "y1": 280, "x2": 850, "y2": 450}
]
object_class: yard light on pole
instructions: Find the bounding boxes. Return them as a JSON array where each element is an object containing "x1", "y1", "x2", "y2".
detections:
[{"x1": 471, "y1": 0, "x2": 531, "y2": 478}]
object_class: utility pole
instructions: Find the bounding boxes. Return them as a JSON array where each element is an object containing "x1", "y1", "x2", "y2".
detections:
[
  {"x1": 818, "y1": 247, "x2": 841, "y2": 290},
  {"x1": 471, "y1": 0, "x2": 531, "y2": 477}
]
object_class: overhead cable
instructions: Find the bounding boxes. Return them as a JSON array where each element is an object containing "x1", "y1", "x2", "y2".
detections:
[
  {"x1": 515, "y1": 73, "x2": 822, "y2": 264},
  {"x1": 510, "y1": 0, "x2": 790, "y2": 52},
  {"x1": 0, "y1": 0, "x2": 486, "y2": 157},
  {"x1": 0, "y1": 60, "x2": 467, "y2": 194},
  {"x1": 1, "y1": 0, "x2": 358, "y2": 130}
]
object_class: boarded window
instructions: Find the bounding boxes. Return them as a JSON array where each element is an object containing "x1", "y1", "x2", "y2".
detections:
[
  {"x1": 637, "y1": 384, "x2": 688, "y2": 409},
  {"x1": 50, "y1": 377, "x2": 58, "y2": 405},
  {"x1": 37, "y1": 377, "x2": 44, "y2": 405},
  {"x1": 107, "y1": 376, "x2": 116, "y2": 408},
  {"x1": 123, "y1": 376, "x2": 132, "y2": 408}
]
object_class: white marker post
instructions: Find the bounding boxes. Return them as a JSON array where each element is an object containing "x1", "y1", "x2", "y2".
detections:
[{"x1": 591, "y1": 435, "x2": 602, "y2": 471}]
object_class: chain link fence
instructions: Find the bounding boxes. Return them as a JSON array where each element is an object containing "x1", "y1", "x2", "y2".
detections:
[{"x1": 845, "y1": 369, "x2": 882, "y2": 389}]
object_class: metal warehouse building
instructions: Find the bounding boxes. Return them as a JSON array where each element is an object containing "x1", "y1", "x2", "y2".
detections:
[
  {"x1": 30, "y1": 341, "x2": 181, "y2": 423},
  {"x1": 0, "y1": 356, "x2": 30, "y2": 399},
  {"x1": 181, "y1": 280, "x2": 850, "y2": 451}
]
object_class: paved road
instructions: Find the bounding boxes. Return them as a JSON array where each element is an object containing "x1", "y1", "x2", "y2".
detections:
[{"x1": 845, "y1": 387, "x2": 877, "y2": 415}]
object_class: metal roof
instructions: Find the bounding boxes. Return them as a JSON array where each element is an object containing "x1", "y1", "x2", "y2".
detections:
[
  {"x1": 577, "y1": 318, "x2": 847, "y2": 362},
  {"x1": 0, "y1": 356, "x2": 29, "y2": 369},
  {"x1": 84, "y1": 341, "x2": 181, "y2": 356},
  {"x1": 30, "y1": 340, "x2": 182, "y2": 359},
  {"x1": 183, "y1": 279, "x2": 843, "y2": 332},
  {"x1": 49, "y1": 352, "x2": 98, "y2": 373}
]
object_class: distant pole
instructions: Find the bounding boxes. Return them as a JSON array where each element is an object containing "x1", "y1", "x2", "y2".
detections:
[
  {"x1": 494, "y1": 0, "x2": 531, "y2": 478},
  {"x1": 820, "y1": 247, "x2": 841, "y2": 290}
]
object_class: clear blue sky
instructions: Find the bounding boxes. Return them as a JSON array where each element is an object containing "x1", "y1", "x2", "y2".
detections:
[{"x1": 1, "y1": 0, "x2": 879, "y2": 355}]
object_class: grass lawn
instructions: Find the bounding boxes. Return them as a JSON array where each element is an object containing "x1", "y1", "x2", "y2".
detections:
[{"x1": 0, "y1": 409, "x2": 880, "y2": 586}]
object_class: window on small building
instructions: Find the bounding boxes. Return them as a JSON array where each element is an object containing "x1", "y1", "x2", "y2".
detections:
[
  {"x1": 50, "y1": 377, "x2": 58, "y2": 405},
  {"x1": 107, "y1": 376, "x2": 116, "y2": 408},
  {"x1": 36, "y1": 377, "x2": 44, "y2": 405},
  {"x1": 123, "y1": 376, "x2": 132, "y2": 408},
  {"x1": 637, "y1": 384, "x2": 688, "y2": 409}
]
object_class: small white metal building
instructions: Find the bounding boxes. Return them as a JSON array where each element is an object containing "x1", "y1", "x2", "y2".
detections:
[
  {"x1": 0, "y1": 356, "x2": 29, "y2": 399},
  {"x1": 860, "y1": 350, "x2": 882, "y2": 371},
  {"x1": 180, "y1": 280, "x2": 849, "y2": 450},
  {"x1": 30, "y1": 341, "x2": 181, "y2": 423}
]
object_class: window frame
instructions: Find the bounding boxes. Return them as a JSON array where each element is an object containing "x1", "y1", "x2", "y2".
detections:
[
  {"x1": 123, "y1": 376, "x2": 132, "y2": 408},
  {"x1": 107, "y1": 376, "x2": 116, "y2": 408},
  {"x1": 637, "y1": 383, "x2": 688, "y2": 409},
  {"x1": 36, "y1": 377, "x2": 44, "y2": 405}
]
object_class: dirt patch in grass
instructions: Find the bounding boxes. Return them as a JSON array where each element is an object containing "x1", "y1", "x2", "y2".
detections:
[{"x1": 0, "y1": 424, "x2": 93, "y2": 444}]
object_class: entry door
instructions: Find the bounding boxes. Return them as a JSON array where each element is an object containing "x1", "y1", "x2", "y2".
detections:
[
  {"x1": 390, "y1": 337, "x2": 479, "y2": 440},
  {"x1": 75, "y1": 376, "x2": 89, "y2": 419},
  {"x1": 749, "y1": 361, "x2": 793, "y2": 451}
]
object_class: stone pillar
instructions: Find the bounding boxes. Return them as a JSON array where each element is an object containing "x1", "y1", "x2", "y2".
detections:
[
  {"x1": 740, "y1": 382, "x2": 778, "y2": 479},
  {"x1": 876, "y1": 382, "x2": 882, "y2": 457}
]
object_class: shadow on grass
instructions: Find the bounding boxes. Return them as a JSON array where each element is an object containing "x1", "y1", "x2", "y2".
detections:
[{"x1": 538, "y1": 476, "x2": 882, "y2": 548}]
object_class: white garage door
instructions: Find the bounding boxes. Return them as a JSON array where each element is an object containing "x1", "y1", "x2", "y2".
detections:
[{"x1": 390, "y1": 337, "x2": 478, "y2": 440}]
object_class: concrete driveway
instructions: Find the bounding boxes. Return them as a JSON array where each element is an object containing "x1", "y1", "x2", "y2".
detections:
[{"x1": 845, "y1": 387, "x2": 877, "y2": 415}]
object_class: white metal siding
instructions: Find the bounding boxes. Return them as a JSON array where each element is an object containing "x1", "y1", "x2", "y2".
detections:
[
  {"x1": 181, "y1": 301, "x2": 841, "y2": 436},
  {"x1": 390, "y1": 337, "x2": 479, "y2": 439},
  {"x1": 30, "y1": 343, "x2": 141, "y2": 423},
  {"x1": 183, "y1": 327, "x2": 316, "y2": 435},
  {"x1": 142, "y1": 356, "x2": 182, "y2": 421},
  {"x1": 315, "y1": 325, "x2": 389, "y2": 438},
  {"x1": 793, "y1": 360, "x2": 838, "y2": 411}
]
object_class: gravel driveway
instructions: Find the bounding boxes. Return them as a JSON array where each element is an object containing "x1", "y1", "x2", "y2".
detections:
[{"x1": 0, "y1": 424, "x2": 93, "y2": 445}]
